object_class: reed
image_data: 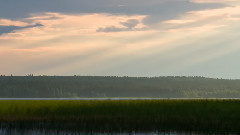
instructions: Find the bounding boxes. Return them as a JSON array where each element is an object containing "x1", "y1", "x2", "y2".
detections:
[{"x1": 0, "y1": 100, "x2": 240, "y2": 133}]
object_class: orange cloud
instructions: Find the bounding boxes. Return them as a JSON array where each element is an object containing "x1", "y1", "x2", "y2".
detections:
[
  {"x1": 159, "y1": 5, "x2": 240, "y2": 33},
  {"x1": 190, "y1": 0, "x2": 239, "y2": 3},
  {"x1": 163, "y1": 19, "x2": 195, "y2": 24},
  {"x1": 0, "y1": 13, "x2": 147, "y2": 40},
  {"x1": 0, "y1": 19, "x2": 28, "y2": 26}
]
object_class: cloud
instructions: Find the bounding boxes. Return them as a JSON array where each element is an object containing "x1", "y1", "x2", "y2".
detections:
[
  {"x1": 163, "y1": 19, "x2": 195, "y2": 24},
  {"x1": 190, "y1": 0, "x2": 239, "y2": 3},
  {"x1": 97, "y1": 19, "x2": 146, "y2": 32},
  {"x1": 121, "y1": 19, "x2": 139, "y2": 29},
  {"x1": 0, "y1": 19, "x2": 42, "y2": 35},
  {"x1": 0, "y1": 26, "x2": 23, "y2": 35},
  {"x1": 159, "y1": 4, "x2": 240, "y2": 32},
  {"x1": 0, "y1": 0, "x2": 225, "y2": 37},
  {"x1": 0, "y1": 19, "x2": 28, "y2": 26},
  {"x1": 0, "y1": 23, "x2": 43, "y2": 35},
  {"x1": 97, "y1": 26, "x2": 129, "y2": 32},
  {"x1": 0, "y1": 13, "x2": 147, "y2": 40},
  {"x1": 0, "y1": 0, "x2": 224, "y2": 24}
]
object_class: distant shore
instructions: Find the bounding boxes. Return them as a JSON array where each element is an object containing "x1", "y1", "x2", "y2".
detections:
[{"x1": 1, "y1": 76, "x2": 240, "y2": 98}]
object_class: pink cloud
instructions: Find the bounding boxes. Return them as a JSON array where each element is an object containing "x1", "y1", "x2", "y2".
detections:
[
  {"x1": 160, "y1": 5, "x2": 240, "y2": 32},
  {"x1": 190, "y1": 0, "x2": 239, "y2": 3},
  {"x1": 0, "y1": 19, "x2": 28, "y2": 27},
  {"x1": 0, "y1": 13, "x2": 147, "y2": 40}
]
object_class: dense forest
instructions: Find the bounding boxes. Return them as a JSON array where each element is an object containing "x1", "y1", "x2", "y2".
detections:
[{"x1": 0, "y1": 76, "x2": 240, "y2": 98}]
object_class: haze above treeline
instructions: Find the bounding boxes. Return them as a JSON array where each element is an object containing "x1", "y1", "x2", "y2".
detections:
[{"x1": 1, "y1": 76, "x2": 240, "y2": 98}]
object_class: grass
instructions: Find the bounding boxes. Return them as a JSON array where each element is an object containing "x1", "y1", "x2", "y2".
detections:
[{"x1": 0, "y1": 99, "x2": 240, "y2": 133}]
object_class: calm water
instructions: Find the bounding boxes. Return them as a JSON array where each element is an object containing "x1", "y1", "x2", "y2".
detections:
[
  {"x1": 0, "y1": 98, "x2": 239, "y2": 100},
  {"x1": 0, "y1": 98, "x2": 165, "y2": 100}
]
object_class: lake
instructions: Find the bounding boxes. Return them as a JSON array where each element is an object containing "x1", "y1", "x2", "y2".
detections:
[{"x1": 0, "y1": 98, "x2": 239, "y2": 100}]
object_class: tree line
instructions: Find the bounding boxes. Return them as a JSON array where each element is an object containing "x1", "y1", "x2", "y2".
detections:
[{"x1": 0, "y1": 76, "x2": 240, "y2": 98}]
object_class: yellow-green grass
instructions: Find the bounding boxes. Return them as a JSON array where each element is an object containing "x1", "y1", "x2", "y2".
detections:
[{"x1": 0, "y1": 100, "x2": 240, "y2": 133}]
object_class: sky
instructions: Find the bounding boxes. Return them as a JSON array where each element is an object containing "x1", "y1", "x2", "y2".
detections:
[{"x1": 0, "y1": 0, "x2": 240, "y2": 78}]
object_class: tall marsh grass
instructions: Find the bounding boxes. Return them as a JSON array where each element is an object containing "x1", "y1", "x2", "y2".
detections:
[{"x1": 0, "y1": 100, "x2": 240, "y2": 133}]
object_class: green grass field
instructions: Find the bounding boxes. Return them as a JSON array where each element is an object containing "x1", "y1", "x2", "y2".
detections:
[{"x1": 0, "y1": 99, "x2": 240, "y2": 133}]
